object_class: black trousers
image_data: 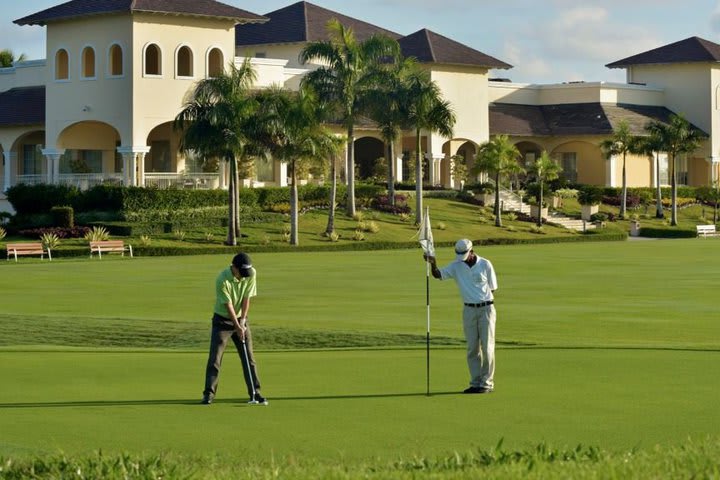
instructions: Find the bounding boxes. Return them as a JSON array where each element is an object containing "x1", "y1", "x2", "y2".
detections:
[{"x1": 203, "y1": 316, "x2": 261, "y2": 399}]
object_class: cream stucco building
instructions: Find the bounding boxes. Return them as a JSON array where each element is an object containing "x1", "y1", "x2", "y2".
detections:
[{"x1": 1, "y1": 1, "x2": 719, "y2": 214}]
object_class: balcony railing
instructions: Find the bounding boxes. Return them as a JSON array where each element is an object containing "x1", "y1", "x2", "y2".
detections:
[
  {"x1": 14, "y1": 174, "x2": 46, "y2": 186},
  {"x1": 144, "y1": 173, "x2": 220, "y2": 189},
  {"x1": 57, "y1": 173, "x2": 124, "y2": 189}
]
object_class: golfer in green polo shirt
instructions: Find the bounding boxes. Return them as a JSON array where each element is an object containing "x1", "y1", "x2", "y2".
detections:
[{"x1": 202, "y1": 252, "x2": 267, "y2": 405}]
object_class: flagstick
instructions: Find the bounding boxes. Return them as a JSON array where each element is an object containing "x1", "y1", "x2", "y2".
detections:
[
  {"x1": 425, "y1": 207, "x2": 431, "y2": 397},
  {"x1": 426, "y1": 257, "x2": 430, "y2": 396}
]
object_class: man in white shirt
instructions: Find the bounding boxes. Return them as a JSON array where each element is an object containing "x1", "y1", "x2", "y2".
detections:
[{"x1": 425, "y1": 239, "x2": 498, "y2": 394}]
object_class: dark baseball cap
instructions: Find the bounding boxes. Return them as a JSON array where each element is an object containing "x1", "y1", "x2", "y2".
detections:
[{"x1": 231, "y1": 252, "x2": 253, "y2": 277}]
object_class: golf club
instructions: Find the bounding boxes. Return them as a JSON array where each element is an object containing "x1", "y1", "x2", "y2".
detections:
[{"x1": 240, "y1": 337, "x2": 258, "y2": 403}]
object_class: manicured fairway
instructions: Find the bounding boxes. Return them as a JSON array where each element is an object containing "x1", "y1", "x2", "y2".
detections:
[
  {"x1": 1, "y1": 239, "x2": 720, "y2": 466},
  {"x1": 1, "y1": 347, "x2": 718, "y2": 461}
]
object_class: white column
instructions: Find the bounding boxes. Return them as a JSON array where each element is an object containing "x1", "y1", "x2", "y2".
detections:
[
  {"x1": 274, "y1": 160, "x2": 288, "y2": 187},
  {"x1": 117, "y1": 147, "x2": 150, "y2": 186},
  {"x1": 606, "y1": 154, "x2": 617, "y2": 187},
  {"x1": 395, "y1": 156, "x2": 403, "y2": 183},
  {"x1": 137, "y1": 152, "x2": 147, "y2": 186},
  {"x1": 709, "y1": 156, "x2": 719, "y2": 184},
  {"x1": 41, "y1": 148, "x2": 65, "y2": 184}
]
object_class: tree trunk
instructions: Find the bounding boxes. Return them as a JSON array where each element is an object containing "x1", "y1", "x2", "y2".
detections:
[
  {"x1": 670, "y1": 153, "x2": 678, "y2": 226},
  {"x1": 326, "y1": 154, "x2": 338, "y2": 235},
  {"x1": 346, "y1": 125, "x2": 356, "y2": 217},
  {"x1": 415, "y1": 128, "x2": 423, "y2": 225},
  {"x1": 387, "y1": 140, "x2": 396, "y2": 207},
  {"x1": 290, "y1": 160, "x2": 299, "y2": 246},
  {"x1": 224, "y1": 157, "x2": 237, "y2": 246},
  {"x1": 537, "y1": 182, "x2": 544, "y2": 227},
  {"x1": 620, "y1": 154, "x2": 627, "y2": 219},
  {"x1": 234, "y1": 157, "x2": 241, "y2": 240},
  {"x1": 655, "y1": 152, "x2": 663, "y2": 218},
  {"x1": 494, "y1": 173, "x2": 501, "y2": 227}
]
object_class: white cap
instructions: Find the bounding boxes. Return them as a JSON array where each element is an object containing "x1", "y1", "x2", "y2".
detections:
[{"x1": 455, "y1": 239, "x2": 473, "y2": 261}]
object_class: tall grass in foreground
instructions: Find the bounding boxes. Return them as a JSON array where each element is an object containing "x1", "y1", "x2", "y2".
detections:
[{"x1": 2, "y1": 438, "x2": 718, "y2": 479}]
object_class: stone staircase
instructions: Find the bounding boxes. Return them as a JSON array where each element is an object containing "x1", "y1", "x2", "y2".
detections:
[{"x1": 498, "y1": 188, "x2": 593, "y2": 232}]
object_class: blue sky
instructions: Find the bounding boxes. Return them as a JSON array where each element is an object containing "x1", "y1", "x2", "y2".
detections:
[{"x1": 2, "y1": 0, "x2": 720, "y2": 84}]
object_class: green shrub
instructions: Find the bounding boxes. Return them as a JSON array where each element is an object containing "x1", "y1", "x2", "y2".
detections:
[
  {"x1": 577, "y1": 185, "x2": 604, "y2": 206},
  {"x1": 6, "y1": 184, "x2": 81, "y2": 215},
  {"x1": 50, "y1": 206, "x2": 74, "y2": 228},
  {"x1": 638, "y1": 227, "x2": 696, "y2": 238}
]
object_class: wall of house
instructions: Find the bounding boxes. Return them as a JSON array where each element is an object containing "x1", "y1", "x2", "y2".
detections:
[
  {"x1": 132, "y1": 13, "x2": 237, "y2": 147},
  {"x1": 550, "y1": 141, "x2": 606, "y2": 185},
  {"x1": 488, "y1": 81, "x2": 664, "y2": 107},
  {"x1": 44, "y1": 15, "x2": 133, "y2": 147},
  {"x1": 628, "y1": 63, "x2": 711, "y2": 136},
  {"x1": 431, "y1": 65, "x2": 490, "y2": 146},
  {"x1": 621, "y1": 153, "x2": 653, "y2": 188},
  {"x1": 239, "y1": 43, "x2": 308, "y2": 69},
  {"x1": 0, "y1": 60, "x2": 46, "y2": 92}
]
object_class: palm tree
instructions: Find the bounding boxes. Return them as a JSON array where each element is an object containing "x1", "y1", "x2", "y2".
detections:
[
  {"x1": 645, "y1": 114, "x2": 702, "y2": 226},
  {"x1": 600, "y1": 120, "x2": 640, "y2": 220},
  {"x1": 528, "y1": 151, "x2": 562, "y2": 227},
  {"x1": 637, "y1": 126, "x2": 666, "y2": 219},
  {"x1": 174, "y1": 59, "x2": 258, "y2": 246},
  {"x1": 299, "y1": 19, "x2": 400, "y2": 217},
  {"x1": 473, "y1": 135, "x2": 524, "y2": 227},
  {"x1": 405, "y1": 67, "x2": 456, "y2": 224},
  {"x1": 253, "y1": 86, "x2": 341, "y2": 245},
  {"x1": 0, "y1": 49, "x2": 27, "y2": 68},
  {"x1": 364, "y1": 57, "x2": 417, "y2": 207}
]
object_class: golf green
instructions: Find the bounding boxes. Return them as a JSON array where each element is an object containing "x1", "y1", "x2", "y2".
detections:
[{"x1": 1, "y1": 346, "x2": 717, "y2": 461}]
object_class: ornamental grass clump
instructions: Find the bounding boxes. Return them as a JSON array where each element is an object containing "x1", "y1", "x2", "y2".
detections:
[
  {"x1": 0, "y1": 226, "x2": 6, "y2": 241},
  {"x1": 40, "y1": 232, "x2": 60, "y2": 249},
  {"x1": 84, "y1": 226, "x2": 110, "y2": 242}
]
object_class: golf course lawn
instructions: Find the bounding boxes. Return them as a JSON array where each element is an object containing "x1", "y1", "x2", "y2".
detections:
[{"x1": 1, "y1": 239, "x2": 719, "y2": 470}]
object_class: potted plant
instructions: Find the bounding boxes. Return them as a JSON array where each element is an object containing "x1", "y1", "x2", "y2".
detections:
[{"x1": 578, "y1": 185, "x2": 604, "y2": 221}]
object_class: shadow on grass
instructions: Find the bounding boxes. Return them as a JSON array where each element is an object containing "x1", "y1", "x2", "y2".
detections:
[{"x1": 0, "y1": 391, "x2": 461, "y2": 409}]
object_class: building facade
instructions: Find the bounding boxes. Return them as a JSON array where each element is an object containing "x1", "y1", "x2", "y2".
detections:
[{"x1": 1, "y1": 1, "x2": 719, "y2": 213}]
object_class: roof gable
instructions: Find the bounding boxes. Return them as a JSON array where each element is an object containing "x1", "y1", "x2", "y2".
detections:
[
  {"x1": 0, "y1": 86, "x2": 45, "y2": 127},
  {"x1": 606, "y1": 36, "x2": 720, "y2": 68},
  {"x1": 236, "y1": 1, "x2": 401, "y2": 46},
  {"x1": 14, "y1": 0, "x2": 266, "y2": 26},
  {"x1": 399, "y1": 29, "x2": 511, "y2": 69}
]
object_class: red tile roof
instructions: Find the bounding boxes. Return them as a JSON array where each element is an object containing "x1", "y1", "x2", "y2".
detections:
[
  {"x1": 606, "y1": 36, "x2": 720, "y2": 68},
  {"x1": 14, "y1": 0, "x2": 266, "y2": 26},
  {"x1": 0, "y1": 86, "x2": 45, "y2": 127}
]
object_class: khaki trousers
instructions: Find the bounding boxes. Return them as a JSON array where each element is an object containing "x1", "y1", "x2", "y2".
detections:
[{"x1": 462, "y1": 304, "x2": 496, "y2": 389}]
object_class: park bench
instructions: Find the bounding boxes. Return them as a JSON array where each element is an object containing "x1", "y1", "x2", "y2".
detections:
[
  {"x1": 89, "y1": 240, "x2": 133, "y2": 258},
  {"x1": 696, "y1": 225, "x2": 720, "y2": 237},
  {"x1": 5, "y1": 242, "x2": 52, "y2": 262}
]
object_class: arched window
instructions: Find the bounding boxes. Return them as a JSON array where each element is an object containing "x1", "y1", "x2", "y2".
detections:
[
  {"x1": 207, "y1": 47, "x2": 224, "y2": 77},
  {"x1": 55, "y1": 48, "x2": 69, "y2": 80},
  {"x1": 176, "y1": 45, "x2": 193, "y2": 77},
  {"x1": 82, "y1": 46, "x2": 96, "y2": 79},
  {"x1": 109, "y1": 44, "x2": 123, "y2": 76},
  {"x1": 144, "y1": 43, "x2": 162, "y2": 76}
]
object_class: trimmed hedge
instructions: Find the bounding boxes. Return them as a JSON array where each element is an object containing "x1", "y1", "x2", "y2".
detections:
[{"x1": 638, "y1": 227, "x2": 697, "y2": 239}]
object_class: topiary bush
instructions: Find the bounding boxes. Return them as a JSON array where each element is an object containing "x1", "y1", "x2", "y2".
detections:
[{"x1": 50, "y1": 206, "x2": 74, "y2": 228}]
